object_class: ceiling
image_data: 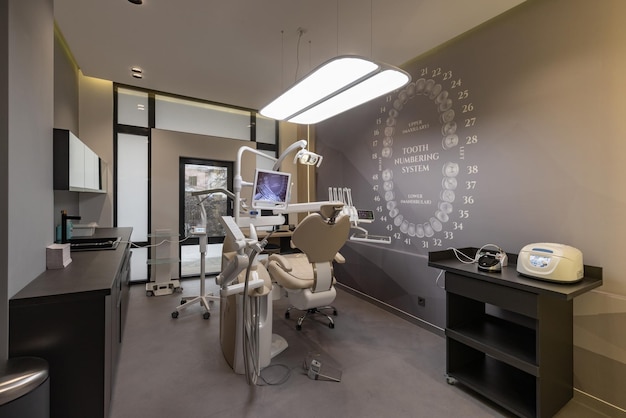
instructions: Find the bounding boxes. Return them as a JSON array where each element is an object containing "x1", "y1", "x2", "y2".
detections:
[{"x1": 54, "y1": 0, "x2": 525, "y2": 112}]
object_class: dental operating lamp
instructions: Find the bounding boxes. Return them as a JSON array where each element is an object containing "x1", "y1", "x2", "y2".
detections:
[
  {"x1": 293, "y1": 148, "x2": 323, "y2": 167},
  {"x1": 270, "y1": 139, "x2": 322, "y2": 171}
]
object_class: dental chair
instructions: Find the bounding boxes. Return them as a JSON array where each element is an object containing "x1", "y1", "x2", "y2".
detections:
[{"x1": 266, "y1": 204, "x2": 350, "y2": 330}]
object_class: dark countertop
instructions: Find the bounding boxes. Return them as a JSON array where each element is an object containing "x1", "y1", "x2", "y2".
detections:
[
  {"x1": 10, "y1": 227, "x2": 133, "y2": 302},
  {"x1": 428, "y1": 247, "x2": 603, "y2": 300}
]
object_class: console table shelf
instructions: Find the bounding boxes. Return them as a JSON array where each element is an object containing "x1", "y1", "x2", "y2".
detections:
[
  {"x1": 447, "y1": 314, "x2": 537, "y2": 372},
  {"x1": 449, "y1": 352, "x2": 536, "y2": 418},
  {"x1": 429, "y1": 248, "x2": 602, "y2": 418}
]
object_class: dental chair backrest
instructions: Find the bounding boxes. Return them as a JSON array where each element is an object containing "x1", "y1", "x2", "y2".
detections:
[{"x1": 291, "y1": 204, "x2": 350, "y2": 264}]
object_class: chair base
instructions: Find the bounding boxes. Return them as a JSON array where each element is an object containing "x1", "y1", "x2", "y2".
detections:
[
  {"x1": 285, "y1": 305, "x2": 337, "y2": 330},
  {"x1": 171, "y1": 293, "x2": 219, "y2": 319}
]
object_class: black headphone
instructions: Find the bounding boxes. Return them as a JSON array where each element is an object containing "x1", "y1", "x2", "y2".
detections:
[{"x1": 476, "y1": 244, "x2": 508, "y2": 272}]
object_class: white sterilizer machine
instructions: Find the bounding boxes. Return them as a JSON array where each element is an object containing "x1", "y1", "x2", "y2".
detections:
[{"x1": 517, "y1": 243, "x2": 584, "y2": 283}]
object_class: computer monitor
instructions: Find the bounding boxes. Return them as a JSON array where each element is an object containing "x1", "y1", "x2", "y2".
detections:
[
  {"x1": 251, "y1": 168, "x2": 291, "y2": 210},
  {"x1": 357, "y1": 209, "x2": 375, "y2": 223}
]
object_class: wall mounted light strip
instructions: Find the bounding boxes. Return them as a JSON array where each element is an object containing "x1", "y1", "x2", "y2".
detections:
[{"x1": 260, "y1": 55, "x2": 410, "y2": 125}]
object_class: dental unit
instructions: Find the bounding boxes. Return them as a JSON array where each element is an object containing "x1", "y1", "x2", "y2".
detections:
[{"x1": 218, "y1": 140, "x2": 345, "y2": 384}]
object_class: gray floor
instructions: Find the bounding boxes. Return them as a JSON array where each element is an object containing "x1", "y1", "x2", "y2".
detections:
[{"x1": 109, "y1": 279, "x2": 608, "y2": 418}]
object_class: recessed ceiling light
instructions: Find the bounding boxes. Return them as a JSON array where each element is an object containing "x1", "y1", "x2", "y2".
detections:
[
  {"x1": 128, "y1": 0, "x2": 143, "y2": 4},
  {"x1": 132, "y1": 73, "x2": 143, "y2": 79}
]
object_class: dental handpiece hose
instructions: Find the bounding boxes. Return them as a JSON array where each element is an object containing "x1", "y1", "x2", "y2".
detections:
[
  {"x1": 241, "y1": 232, "x2": 273, "y2": 385},
  {"x1": 242, "y1": 248, "x2": 257, "y2": 385}
]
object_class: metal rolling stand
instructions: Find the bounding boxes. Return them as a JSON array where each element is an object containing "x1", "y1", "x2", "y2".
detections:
[{"x1": 171, "y1": 226, "x2": 219, "y2": 319}]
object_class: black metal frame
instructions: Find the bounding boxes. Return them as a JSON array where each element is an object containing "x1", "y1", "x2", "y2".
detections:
[{"x1": 112, "y1": 82, "x2": 279, "y2": 283}]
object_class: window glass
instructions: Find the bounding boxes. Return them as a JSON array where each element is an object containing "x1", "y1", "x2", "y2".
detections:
[
  {"x1": 117, "y1": 133, "x2": 149, "y2": 242},
  {"x1": 256, "y1": 115, "x2": 277, "y2": 144},
  {"x1": 155, "y1": 95, "x2": 251, "y2": 140},
  {"x1": 130, "y1": 248, "x2": 148, "y2": 282},
  {"x1": 183, "y1": 163, "x2": 228, "y2": 238},
  {"x1": 117, "y1": 88, "x2": 149, "y2": 127}
]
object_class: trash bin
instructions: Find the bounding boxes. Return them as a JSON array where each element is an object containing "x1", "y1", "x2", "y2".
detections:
[{"x1": 0, "y1": 357, "x2": 49, "y2": 418}]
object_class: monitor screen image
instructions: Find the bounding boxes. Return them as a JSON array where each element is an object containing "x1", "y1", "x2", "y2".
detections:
[
  {"x1": 251, "y1": 168, "x2": 291, "y2": 209},
  {"x1": 357, "y1": 209, "x2": 375, "y2": 222}
]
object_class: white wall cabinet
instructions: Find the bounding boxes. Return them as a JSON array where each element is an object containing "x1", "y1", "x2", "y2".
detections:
[
  {"x1": 54, "y1": 128, "x2": 107, "y2": 193},
  {"x1": 84, "y1": 145, "x2": 100, "y2": 190},
  {"x1": 68, "y1": 132, "x2": 85, "y2": 189}
]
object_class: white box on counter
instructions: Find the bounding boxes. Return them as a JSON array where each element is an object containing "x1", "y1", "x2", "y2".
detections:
[{"x1": 46, "y1": 243, "x2": 72, "y2": 269}]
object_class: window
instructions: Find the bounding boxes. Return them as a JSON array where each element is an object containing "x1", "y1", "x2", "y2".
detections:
[
  {"x1": 180, "y1": 158, "x2": 233, "y2": 277},
  {"x1": 155, "y1": 95, "x2": 252, "y2": 140},
  {"x1": 114, "y1": 84, "x2": 277, "y2": 282}
]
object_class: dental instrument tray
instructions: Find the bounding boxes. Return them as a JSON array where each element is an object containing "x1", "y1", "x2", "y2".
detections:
[
  {"x1": 68, "y1": 236, "x2": 121, "y2": 252},
  {"x1": 350, "y1": 232, "x2": 391, "y2": 244},
  {"x1": 516, "y1": 243, "x2": 584, "y2": 283}
]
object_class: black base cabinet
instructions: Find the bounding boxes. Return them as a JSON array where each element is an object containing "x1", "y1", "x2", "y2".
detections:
[
  {"x1": 10, "y1": 293, "x2": 112, "y2": 418},
  {"x1": 429, "y1": 248, "x2": 602, "y2": 418},
  {"x1": 9, "y1": 227, "x2": 131, "y2": 418}
]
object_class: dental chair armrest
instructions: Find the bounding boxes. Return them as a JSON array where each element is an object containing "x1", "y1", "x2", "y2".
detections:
[
  {"x1": 268, "y1": 253, "x2": 292, "y2": 272},
  {"x1": 334, "y1": 252, "x2": 346, "y2": 264}
]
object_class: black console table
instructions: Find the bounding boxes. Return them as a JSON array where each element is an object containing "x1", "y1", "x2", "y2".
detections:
[
  {"x1": 10, "y1": 227, "x2": 132, "y2": 418},
  {"x1": 428, "y1": 248, "x2": 602, "y2": 418}
]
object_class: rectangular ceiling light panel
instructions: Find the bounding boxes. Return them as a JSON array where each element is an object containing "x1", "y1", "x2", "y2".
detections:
[
  {"x1": 260, "y1": 56, "x2": 408, "y2": 123},
  {"x1": 288, "y1": 69, "x2": 410, "y2": 125}
]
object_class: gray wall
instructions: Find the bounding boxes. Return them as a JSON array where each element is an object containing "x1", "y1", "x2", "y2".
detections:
[
  {"x1": 7, "y1": 0, "x2": 54, "y2": 297},
  {"x1": 2, "y1": 0, "x2": 55, "y2": 359},
  {"x1": 53, "y1": 27, "x2": 79, "y2": 134},
  {"x1": 53, "y1": 29, "x2": 115, "y2": 229},
  {"x1": 53, "y1": 25, "x2": 80, "y2": 226},
  {"x1": 0, "y1": 0, "x2": 8, "y2": 362},
  {"x1": 317, "y1": 0, "x2": 626, "y2": 410},
  {"x1": 77, "y1": 76, "x2": 114, "y2": 228}
]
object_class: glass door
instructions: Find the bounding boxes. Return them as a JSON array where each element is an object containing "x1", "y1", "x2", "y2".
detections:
[{"x1": 179, "y1": 158, "x2": 233, "y2": 277}]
